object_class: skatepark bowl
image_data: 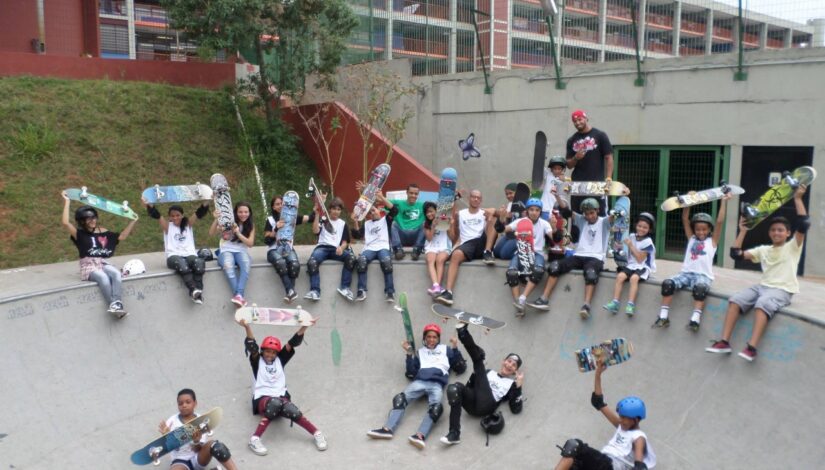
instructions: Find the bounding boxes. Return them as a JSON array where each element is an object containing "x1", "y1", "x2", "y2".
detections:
[{"x1": 1, "y1": 247, "x2": 823, "y2": 469}]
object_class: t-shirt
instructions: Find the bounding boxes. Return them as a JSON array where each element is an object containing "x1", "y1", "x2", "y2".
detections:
[
  {"x1": 357, "y1": 207, "x2": 396, "y2": 252},
  {"x1": 625, "y1": 234, "x2": 657, "y2": 277},
  {"x1": 424, "y1": 225, "x2": 451, "y2": 253},
  {"x1": 572, "y1": 213, "x2": 610, "y2": 260},
  {"x1": 457, "y1": 208, "x2": 487, "y2": 245},
  {"x1": 71, "y1": 229, "x2": 119, "y2": 259},
  {"x1": 748, "y1": 239, "x2": 803, "y2": 294},
  {"x1": 165, "y1": 413, "x2": 207, "y2": 462},
  {"x1": 486, "y1": 370, "x2": 516, "y2": 402},
  {"x1": 253, "y1": 356, "x2": 287, "y2": 399},
  {"x1": 601, "y1": 426, "x2": 657, "y2": 469},
  {"x1": 508, "y1": 217, "x2": 553, "y2": 252},
  {"x1": 540, "y1": 169, "x2": 566, "y2": 210},
  {"x1": 164, "y1": 224, "x2": 196, "y2": 258},
  {"x1": 566, "y1": 127, "x2": 613, "y2": 181},
  {"x1": 317, "y1": 218, "x2": 350, "y2": 247},
  {"x1": 680, "y1": 235, "x2": 716, "y2": 280},
  {"x1": 390, "y1": 199, "x2": 425, "y2": 231}
]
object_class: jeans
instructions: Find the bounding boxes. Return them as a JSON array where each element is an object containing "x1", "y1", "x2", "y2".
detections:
[
  {"x1": 267, "y1": 244, "x2": 299, "y2": 292},
  {"x1": 385, "y1": 379, "x2": 444, "y2": 438},
  {"x1": 309, "y1": 245, "x2": 354, "y2": 292},
  {"x1": 357, "y1": 249, "x2": 395, "y2": 294},
  {"x1": 493, "y1": 236, "x2": 517, "y2": 260},
  {"x1": 509, "y1": 252, "x2": 546, "y2": 272},
  {"x1": 88, "y1": 264, "x2": 122, "y2": 304},
  {"x1": 391, "y1": 221, "x2": 425, "y2": 251},
  {"x1": 218, "y1": 250, "x2": 251, "y2": 296}
]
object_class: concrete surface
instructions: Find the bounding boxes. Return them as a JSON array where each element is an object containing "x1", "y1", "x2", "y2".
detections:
[{"x1": 1, "y1": 247, "x2": 823, "y2": 469}]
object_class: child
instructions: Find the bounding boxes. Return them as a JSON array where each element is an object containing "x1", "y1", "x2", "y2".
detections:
[
  {"x1": 60, "y1": 191, "x2": 137, "y2": 317},
  {"x1": 440, "y1": 323, "x2": 524, "y2": 446},
  {"x1": 423, "y1": 201, "x2": 452, "y2": 295},
  {"x1": 305, "y1": 196, "x2": 354, "y2": 301},
  {"x1": 554, "y1": 359, "x2": 656, "y2": 470},
  {"x1": 237, "y1": 318, "x2": 328, "y2": 454},
  {"x1": 349, "y1": 190, "x2": 397, "y2": 302},
  {"x1": 209, "y1": 201, "x2": 255, "y2": 307},
  {"x1": 653, "y1": 195, "x2": 729, "y2": 331},
  {"x1": 264, "y1": 194, "x2": 315, "y2": 303},
  {"x1": 504, "y1": 199, "x2": 554, "y2": 315},
  {"x1": 144, "y1": 200, "x2": 210, "y2": 304},
  {"x1": 367, "y1": 324, "x2": 466, "y2": 450},
  {"x1": 707, "y1": 185, "x2": 808, "y2": 361},
  {"x1": 603, "y1": 212, "x2": 657, "y2": 317},
  {"x1": 157, "y1": 388, "x2": 239, "y2": 470},
  {"x1": 528, "y1": 197, "x2": 612, "y2": 319},
  {"x1": 539, "y1": 155, "x2": 570, "y2": 221}
]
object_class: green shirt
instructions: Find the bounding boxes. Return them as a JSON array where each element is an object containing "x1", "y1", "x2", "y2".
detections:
[{"x1": 390, "y1": 199, "x2": 425, "y2": 231}]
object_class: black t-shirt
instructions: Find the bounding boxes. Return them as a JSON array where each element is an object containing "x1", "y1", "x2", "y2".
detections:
[
  {"x1": 566, "y1": 127, "x2": 613, "y2": 181},
  {"x1": 71, "y1": 229, "x2": 119, "y2": 258}
]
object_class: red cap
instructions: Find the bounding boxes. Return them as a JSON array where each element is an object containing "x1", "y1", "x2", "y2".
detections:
[{"x1": 571, "y1": 109, "x2": 588, "y2": 121}]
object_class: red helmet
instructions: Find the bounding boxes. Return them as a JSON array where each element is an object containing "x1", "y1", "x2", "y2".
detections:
[
  {"x1": 422, "y1": 323, "x2": 441, "y2": 338},
  {"x1": 261, "y1": 336, "x2": 282, "y2": 352}
]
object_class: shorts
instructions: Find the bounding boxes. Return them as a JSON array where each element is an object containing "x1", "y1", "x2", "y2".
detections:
[
  {"x1": 570, "y1": 443, "x2": 614, "y2": 470},
  {"x1": 170, "y1": 456, "x2": 205, "y2": 470},
  {"x1": 550, "y1": 255, "x2": 603, "y2": 278},
  {"x1": 618, "y1": 266, "x2": 648, "y2": 281},
  {"x1": 729, "y1": 285, "x2": 792, "y2": 320},
  {"x1": 455, "y1": 234, "x2": 487, "y2": 261},
  {"x1": 668, "y1": 271, "x2": 712, "y2": 290}
]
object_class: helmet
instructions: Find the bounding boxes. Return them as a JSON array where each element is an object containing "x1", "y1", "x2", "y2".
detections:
[
  {"x1": 261, "y1": 336, "x2": 282, "y2": 352},
  {"x1": 480, "y1": 411, "x2": 505, "y2": 435},
  {"x1": 74, "y1": 206, "x2": 98, "y2": 223},
  {"x1": 690, "y1": 212, "x2": 714, "y2": 230},
  {"x1": 548, "y1": 155, "x2": 566, "y2": 168},
  {"x1": 637, "y1": 212, "x2": 656, "y2": 227},
  {"x1": 423, "y1": 323, "x2": 441, "y2": 338},
  {"x1": 616, "y1": 396, "x2": 646, "y2": 420},
  {"x1": 197, "y1": 248, "x2": 214, "y2": 261},
  {"x1": 121, "y1": 259, "x2": 146, "y2": 277},
  {"x1": 580, "y1": 198, "x2": 599, "y2": 212},
  {"x1": 526, "y1": 198, "x2": 543, "y2": 211}
]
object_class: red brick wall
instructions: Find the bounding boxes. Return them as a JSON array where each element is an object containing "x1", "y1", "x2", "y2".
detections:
[
  {"x1": 0, "y1": 0, "x2": 89, "y2": 56},
  {"x1": 0, "y1": 0, "x2": 39, "y2": 53}
]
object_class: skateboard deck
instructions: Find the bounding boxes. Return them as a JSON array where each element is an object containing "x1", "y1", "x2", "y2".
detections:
[
  {"x1": 131, "y1": 407, "x2": 223, "y2": 465},
  {"x1": 660, "y1": 182, "x2": 744, "y2": 212},
  {"x1": 353, "y1": 163, "x2": 391, "y2": 221},
  {"x1": 64, "y1": 187, "x2": 138, "y2": 220},
  {"x1": 395, "y1": 292, "x2": 415, "y2": 351},
  {"x1": 435, "y1": 168, "x2": 458, "y2": 231},
  {"x1": 234, "y1": 305, "x2": 314, "y2": 326},
  {"x1": 458, "y1": 132, "x2": 481, "y2": 160},
  {"x1": 609, "y1": 196, "x2": 631, "y2": 268},
  {"x1": 532, "y1": 131, "x2": 547, "y2": 190},
  {"x1": 547, "y1": 209, "x2": 570, "y2": 257},
  {"x1": 742, "y1": 166, "x2": 816, "y2": 229},
  {"x1": 431, "y1": 304, "x2": 506, "y2": 330},
  {"x1": 141, "y1": 184, "x2": 213, "y2": 205},
  {"x1": 510, "y1": 182, "x2": 531, "y2": 219},
  {"x1": 515, "y1": 218, "x2": 535, "y2": 275},
  {"x1": 386, "y1": 190, "x2": 438, "y2": 203},
  {"x1": 277, "y1": 191, "x2": 300, "y2": 244},
  {"x1": 563, "y1": 179, "x2": 629, "y2": 197},
  {"x1": 306, "y1": 177, "x2": 335, "y2": 234},
  {"x1": 210, "y1": 174, "x2": 233, "y2": 240},
  {"x1": 575, "y1": 338, "x2": 633, "y2": 373}
]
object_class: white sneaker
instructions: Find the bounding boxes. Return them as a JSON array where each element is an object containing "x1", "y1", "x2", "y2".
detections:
[
  {"x1": 337, "y1": 287, "x2": 354, "y2": 301},
  {"x1": 248, "y1": 436, "x2": 268, "y2": 456},
  {"x1": 313, "y1": 431, "x2": 328, "y2": 451}
]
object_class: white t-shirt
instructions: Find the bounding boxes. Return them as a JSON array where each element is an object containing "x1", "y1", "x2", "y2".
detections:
[
  {"x1": 317, "y1": 218, "x2": 348, "y2": 247},
  {"x1": 165, "y1": 413, "x2": 207, "y2": 462},
  {"x1": 417, "y1": 344, "x2": 450, "y2": 375},
  {"x1": 540, "y1": 169, "x2": 566, "y2": 210},
  {"x1": 220, "y1": 238, "x2": 248, "y2": 254},
  {"x1": 573, "y1": 213, "x2": 610, "y2": 260},
  {"x1": 508, "y1": 217, "x2": 553, "y2": 252},
  {"x1": 680, "y1": 235, "x2": 716, "y2": 280},
  {"x1": 253, "y1": 356, "x2": 287, "y2": 399},
  {"x1": 363, "y1": 216, "x2": 391, "y2": 252},
  {"x1": 601, "y1": 426, "x2": 657, "y2": 469},
  {"x1": 164, "y1": 224, "x2": 197, "y2": 258},
  {"x1": 486, "y1": 370, "x2": 515, "y2": 402},
  {"x1": 457, "y1": 208, "x2": 487, "y2": 245},
  {"x1": 425, "y1": 227, "x2": 451, "y2": 254},
  {"x1": 625, "y1": 234, "x2": 657, "y2": 278}
]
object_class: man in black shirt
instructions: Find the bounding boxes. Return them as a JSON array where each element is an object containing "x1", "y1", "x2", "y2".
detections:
[{"x1": 566, "y1": 109, "x2": 614, "y2": 216}]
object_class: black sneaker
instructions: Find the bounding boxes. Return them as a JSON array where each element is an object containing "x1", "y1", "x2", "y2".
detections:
[
  {"x1": 367, "y1": 428, "x2": 393, "y2": 439},
  {"x1": 440, "y1": 430, "x2": 461, "y2": 445},
  {"x1": 394, "y1": 248, "x2": 405, "y2": 261},
  {"x1": 686, "y1": 320, "x2": 700, "y2": 332},
  {"x1": 411, "y1": 248, "x2": 422, "y2": 261},
  {"x1": 579, "y1": 304, "x2": 591, "y2": 320},
  {"x1": 385, "y1": 292, "x2": 395, "y2": 303},
  {"x1": 482, "y1": 250, "x2": 494, "y2": 265},
  {"x1": 285, "y1": 289, "x2": 298, "y2": 303},
  {"x1": 652, "y1": 317, "x2": 670, "y2": 328},
  {"x1": 435, "y1": 290, "x2": 454, "y2": 306}
]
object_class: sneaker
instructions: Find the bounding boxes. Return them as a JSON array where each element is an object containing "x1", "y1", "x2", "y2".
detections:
[
  {"x1": 579, "y1": 304, "x2": 591, "y2": 320},
  {"x1": 652, "y1": 317, "x2": 670, "y2": 328},
  {"x1": 440, "y1": 430, "x2": 461, "y2": 445},
  {"x1": 303, "y1": 290, "x2": 321, "y2": 301},
  {"x1": 408, "y1": 434, "x2": 426, "y2": 450},
  {"x1": 356, "y1": 290, "x2": 367, "y2": 302},
  {"x1": 111, "y1": 301, "x2": 128, "y2": 319},
  {"x1": 337, "y1": 287, "x2": 354, "y2": 301},
  {"x1": 411, "y1": 248, "x2": 422, "y2": 261},
  {"x1": 603, "y1": 300, "x2": 620, "y2": 314},
  {"x1": 427, "y1": 284, "x2": 442, "y2": 296},
  {"x1": 231, "y1": 294, "x2": 246, "y2": 307},
  {"x1": 706, "y1": 339, "x2": 732, "y2": 354},
  {"x1": 385, "y1": 292, "x2": 395, "y2": 303},
  {"x1": 367, "y1": 428, "x2": 393, "y2": 439},
  {"x1": 435, "y1": 290, "x2": 454, "y2": 306},
  {"x1": 738, "y1": 344, "x2": 757, "y2": 362},
  {"x1": 107, "y1": 302, "x2": 118, "y2": 313},
  {"x1": 192, "y1": 289, "x2": 204, "y2": 305},
  {"x1": 527, "y1": 297, "x2": 550, "y2": 311},
  {"x1": 482, "y1": 250, "x2": 494, "y2": 265},
  {"x1": 686, "y1": 320, "x2": 700, "y2": 332},
  {"x1": 248, "y1": 436, "x2": 268, "y2": 456},
  {"x1": 313, "y1": 431, "x2": 328, "y2": 451},
  {"x1": 513, "y1": 300, "x2": 525, "y2": 315},
  {"x1": 394, "y1": 248, "x2": 405, "y2": 261},
  {"x1": 284, "y1": 289, "x2": 298, "y2": 304},
  {"x1": 625, "y1": 304, "x2": 635, "y2": 316}
]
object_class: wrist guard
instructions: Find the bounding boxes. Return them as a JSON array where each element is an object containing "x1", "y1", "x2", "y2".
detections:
[
  {"x1": 195, "y1": 204, "x2": 210, "y2": 219},
  {"x1": 146, "y1": 205, "x2": 161, "y2": 219},
  {"x1": 796, "y1": 215, "x2": 810, "y2": 234},
  {"x1": 633, "y1": 462, "x2": 648, "y2": 470},
  {"x1": 591, "y1": 392, "x2": 606, "y2": 410},
  {"x1": 729, "y1": 247, "x2": 743, "y2": 260}
]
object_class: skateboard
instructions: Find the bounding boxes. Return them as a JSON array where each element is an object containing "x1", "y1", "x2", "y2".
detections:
[
  {"x1": 608, "y1": 196, "x2": 631, "y2": 268},
  {"x1": 210, "y1": 174, "x2": 233, "y2": 240},
  {"x1": 562, "y1": 179, "x2": 629, "y2": 197},
  {"x1": 64, "y1": 187, "x2": 138, "y2": 220},
  {"x1": 435, "y1": 168, "x2": 458, "y2": 231},
  {"x1": 277, "y1": 191, "x2": 300, "y2": 244},
  {"x1": 532, "y1": 131, "x2": 547, "y2": 191},
  {"x1": 458, "y1": 132, "x2": 480, "y2": 160},
  {"x1": 575, "y1": 338, "x2": 633, "y2": 373},
  {"x1": 431, "y1": 304, "x2": 506, "y2": 330},
  {"x1": 306, "y1": 177, "x2": 335, "y2": 234},
  {"x1": 515, "y1": 218, "x2": 535, "y2": 276},
  {"x1": 141, "y1": 184, "x2": 213, "y2": 205},
  {"x1": 234, "y1": 305, "x2": 314, "y2": 326},
  {"x1": 395, "y1": 292, "x2": 416, "y2": 351},
  {"x1": 386, "y1": 190, "x2": 438, "y2": 203},
  {"x1": 741, "y1": 166, "x2": 816, "y2": 229},
  {"x1": 353, "y1": 163, "x2": 391, "y2": 221},
  {"x1": 511, "y1": 182, "x2": 532, "y2": 219},
  {"x1": 660, "y1": 182, "x2": 744, "y2": 212},
  {"x1": 130, "y1": 407, "x2": 222, "y2": 465}
]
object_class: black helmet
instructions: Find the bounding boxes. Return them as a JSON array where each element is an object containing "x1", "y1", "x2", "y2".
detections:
[
  {"x1": 197, "y1": 248, "x2": 214, "y2": 261},
  {"x1": 480, "y1": 411, "x2": 505, "y2": 435},
  {"x1": 74, "y1": 206, "x2": 98, "y2": 223},
  {"x1": 548, "y1": 155, "x2": 566, "y2": 168},
  {"x1": 690, "y1": 212, "x2": 714, "y2": 230}
]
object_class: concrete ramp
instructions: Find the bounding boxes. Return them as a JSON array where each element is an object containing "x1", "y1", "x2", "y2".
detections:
[{"x1": 1, "y1": 256, "x2": 823, "y2": 469}]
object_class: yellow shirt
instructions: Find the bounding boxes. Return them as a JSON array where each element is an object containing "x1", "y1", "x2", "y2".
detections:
[{"x1": 747, "y1": 240, "x2": 803, "y2": 294}]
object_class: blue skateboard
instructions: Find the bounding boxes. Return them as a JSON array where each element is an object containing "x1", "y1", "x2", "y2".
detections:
[
  {"x1": 141, "y1": 184, "x2": 213, "y2": 205},
  {"x1": 435, "y1": 168, "x2": 458, "y2": 231},
  {"x1": 130, "y1": 407, "x2": 222, "y2": 465},
  {"x1": 609, "y1": 196, "x2": 631, "y2": 268},
  {"x1": 277, "y1": 191, "x2": 299, "y2": 244}
]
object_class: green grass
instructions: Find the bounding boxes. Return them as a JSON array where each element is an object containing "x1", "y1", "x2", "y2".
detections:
[{"x1": 0, "y1": 76, "x2": 320, "y2": 269}]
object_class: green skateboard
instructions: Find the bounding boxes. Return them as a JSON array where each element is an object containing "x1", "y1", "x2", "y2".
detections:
[
  {"x1": 741, "y1": 166, "x2": 816, "y2": 229},
  {"x1": 395, "y1": 292, "x2": 415, "y2": 351},
  {"x1": 64, "y1": 187, "x2": 138, "y2": 220}
]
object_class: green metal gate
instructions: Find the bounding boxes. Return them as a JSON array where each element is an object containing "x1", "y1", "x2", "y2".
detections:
[{"x1": 614, "y1": 146, "x2": 730, "y2": 263}]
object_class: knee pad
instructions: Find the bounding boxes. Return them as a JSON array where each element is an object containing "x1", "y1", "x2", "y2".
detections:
[
  {"x1": 547, "y1": 261, "x2": 562, "y2": 277},
  {"x1": 559, "y1": 438, "x2": 584, "y2": 458},
  {"x1": 281, "y1": 401, "x2": 302, "y2": 421},
  {"x1": 692, "y1": 283, "x2": 710, "y2": 301},
  {"x1": 343, "y1": 251, "x2": 356, "y2": 271},
  {"x1": 661, "y1": 279, "x2": 676, "y2": 296},
  {"x1": 530, "y1": 266, "x2": 544, "y2": 284},
  {"x1": 506, "y1": 269, "x2": 520, "y2": 287},
  {"x1": 306, "y1": 258, "x2": 320, "y2": 276},
  {"x1": 263, "y1": 397, "x2": 284, "y2": 420},
  {"x1": 192, "y1": 257, "x2": 205, "y2": 275},
  {"x1": 428, "y1": 403, "x2": 444, "y2": 422},
  {"x1": 584, "y1": 268, "x2": 599, "y2": 285},
  {"x1": 379, "y1": 257, "x2": 393, "y2": 274},
  {"x1": 446, "y1": 383, "x2": 463, "y2": 406},
  {"x1": 392, "y1": 393, "x2": 408, "y2": 410},
  {"x1": 287, "y1": 259, "x2": 300, "y2": 279},
  {"x1": 274, "y1": 257, "x2": 288, "y2": 276},
  {"x1": 175, "y1": 257, "x2": 191, "y2": 274},
  {"x1": 356, "y1": 255, "x2": 369, "y2": 274},
  {"x1": 209, "y1": 440, "x2": 231, "y2": 462}
]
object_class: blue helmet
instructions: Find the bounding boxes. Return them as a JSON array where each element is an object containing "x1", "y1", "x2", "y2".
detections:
[
  {"x1": 526, "y1": 198, "x2": 543, "y2": 211},
  {"x1": 616, "y1": 396, "x2": 646, "y2": 420}
]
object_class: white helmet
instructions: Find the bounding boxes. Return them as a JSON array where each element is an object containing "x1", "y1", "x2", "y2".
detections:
[{"x1": 122, "y1": 259, "x2": 146, "y2": 277}]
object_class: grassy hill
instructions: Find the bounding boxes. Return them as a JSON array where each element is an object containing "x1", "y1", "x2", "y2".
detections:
[{"x1": 0, "y1": 76, "x2": 319, "y2": 269}]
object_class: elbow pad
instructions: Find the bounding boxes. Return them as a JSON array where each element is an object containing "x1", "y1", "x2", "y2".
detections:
[
  {"x1": 288, "y1": 333, "x2": 304, "y2": 348},
  {"x1": 591, "y1": 392, "x2": 606, "y2": 411},
  {"x1": 244, "y1": 338, "x2": 259, "y2": 357},
  {"x1": 796, "y1": 215, "x2": 810, "y2": 234},
  {"x1": 729, "y1": 247, "x2": 744, "y2": 260},
  {"x1": 195, "y1": 203, "x2": 210, "y2": 219},
  {"x1": 146, "y1": 205, "x2": 161, "y2": 219}
]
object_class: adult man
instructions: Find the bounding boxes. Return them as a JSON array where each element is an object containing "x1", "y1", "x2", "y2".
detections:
[
  {"x1": 389, "y1": 183, "x2": 426, "y2": 261},
  {"x1": 566, "y1": 109, "x2": 614, "y2": 216}
]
